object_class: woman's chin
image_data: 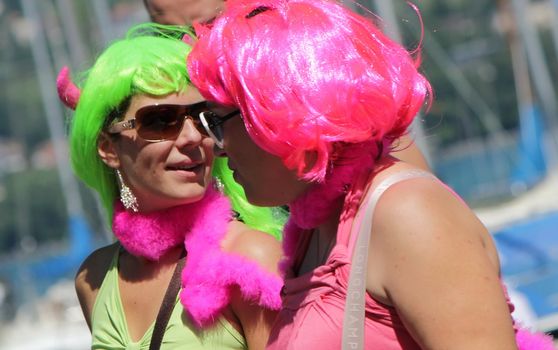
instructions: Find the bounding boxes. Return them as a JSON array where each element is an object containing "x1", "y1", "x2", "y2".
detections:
[{"x1": 164, "y1": 185, "x2": 207, "y2": 206}]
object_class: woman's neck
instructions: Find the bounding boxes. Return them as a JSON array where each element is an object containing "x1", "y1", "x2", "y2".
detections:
[
  {"x1": 112, "y1": 185, "x2": 228, "y2": 261},
  {"x1": 297, "y1": 198, "x2": 344, "y2": 275},
  {"x1": 316, "y1": 197, "x2": 344, "y2": 240},
  {"x1": 118, "y1": 244, "x2": 184, "y2": 282},
  {"x1": 141, "y1": 244, "x2": 184, "y2": 265}
]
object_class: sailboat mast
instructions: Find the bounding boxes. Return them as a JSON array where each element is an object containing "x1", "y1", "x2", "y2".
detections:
[
  {"x1": 54, "y1": 0, "x2": 89, "y2": 70},
  {"x1": 20, "y1": 0, "x2": 85, "y2": 220},
  {"x1": 90, "y1": 0, "x2": 114, "y2": 46},
  {"x1": 551, "y1": 0, "x2": 558, "y2": 77},
  {"x1": 497, "y1": 0, "x2": 534, "y2": 115},
  {"x1": 509, "y1": 0, "x2": 558, "y2": 166}
]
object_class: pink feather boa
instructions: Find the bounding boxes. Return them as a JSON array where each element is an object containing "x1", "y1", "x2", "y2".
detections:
[
  {"x1": 113, "y1": 186, "x2": 282, "y2": 328},
  {"x1": 515, "y1": 328, "x2": 556, "y2": 350},
  {"x1": 282, "y1": 141, "x2": 381, "y2": 275}
]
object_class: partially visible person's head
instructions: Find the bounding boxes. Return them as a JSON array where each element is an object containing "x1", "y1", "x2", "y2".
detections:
[
  {"x1": 69, "y1": 25, "x2": 203, "y2": 216},
  {"x1": 144, "y1": 0, "x2": 224, "y2": 25},
  {"x1": 62, "y1": 24, "x2": 285, "y2": 237},
  {"x1": 188, "y1": 0, "x2": 431, "y2": 190},
  {"x1": 200, "y1": 102, "x2": 310, "y2": 206}
]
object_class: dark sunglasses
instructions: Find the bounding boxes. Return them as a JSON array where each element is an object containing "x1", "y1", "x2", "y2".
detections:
[
  {"x1": 199, "y1": 109, "x2": 241, "y2": 148},
  {"x1": 107, "y1": 102, "x2": 209, "y2": 142}
]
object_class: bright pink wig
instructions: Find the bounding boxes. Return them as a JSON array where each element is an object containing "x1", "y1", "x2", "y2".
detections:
[{"x1": 188, "y1": 0, "x2": 431, "y2": 182}]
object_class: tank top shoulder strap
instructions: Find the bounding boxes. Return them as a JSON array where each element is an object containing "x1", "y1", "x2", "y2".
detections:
[
  {"x1": 90, "y1": 243, "x2": 122, "y2": 323},
  {"x1": 347, "y1": 169, "x2": 436, "y2": 255},
  {"x1": 341, "y1": 169, "x2": 436, "y2": 349},
  {"x1": 106, "y1": 244, "x2": 122, "y2": 276}
]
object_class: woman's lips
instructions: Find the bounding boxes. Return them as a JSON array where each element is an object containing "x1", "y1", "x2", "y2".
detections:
[{"x1": 166, "y1": 163, "x2": 205, "y2": 179}]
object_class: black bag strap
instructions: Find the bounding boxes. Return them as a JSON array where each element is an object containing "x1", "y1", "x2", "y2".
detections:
[{"x1": 149, "y1": 249, "x2": 187, "y2": 350}]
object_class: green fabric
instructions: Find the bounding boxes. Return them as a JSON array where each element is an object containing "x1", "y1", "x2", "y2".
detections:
[{"x1": 91, "y1": 250, "x2": 247, "y2": 350}]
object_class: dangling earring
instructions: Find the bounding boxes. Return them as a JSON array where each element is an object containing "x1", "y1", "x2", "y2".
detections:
[
  {"x1": 213, "y1": 177, "x2": 225, "y2": 193},
  {"x1": 116, "y1": 169, "x2": 138, "y2": 212}
]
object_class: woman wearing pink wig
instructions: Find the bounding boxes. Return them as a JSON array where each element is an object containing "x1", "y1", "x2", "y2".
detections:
[{"x1": 187, "y1": 0, "x2": 555, "y2": 349}]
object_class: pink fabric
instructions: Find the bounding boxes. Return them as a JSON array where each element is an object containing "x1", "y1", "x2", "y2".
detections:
[
  {"x1": 268, "y1": 171, "x2": 421, "y2": 349},
  {"x1": 289, "y1": 141, "x2": 380, "y2": 229},
  {"x1": 180, "y1": 187, "x2": 283, "y2": 327},
  {"x1": 56, "y1": 66, "x2": 80, "y2": 110},
  {"x1": 516, "y1": 328, "x2": 556, "y2": 350},
  {"x1": 281, "y1": 142, "x2": 390, "y2": 273},
  {"x1": 268, "y1": 171, "x2": 542, "y2": 349},
  {"x1": 112, "y1": 201, "x2": 192, "y2": 261},
  {"x1": 112, "y1": 186, "x2": 283, "y2": 328},
  {"x1": 267, "y1": 244, "x2": 423, "y2": 349}
]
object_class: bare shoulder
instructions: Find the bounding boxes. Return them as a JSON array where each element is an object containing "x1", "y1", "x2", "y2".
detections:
[
  {"x1": 367, "y1": 160, "x2": 501, "y2": 293},
  {"x1": 75, "y1": 242, "x2": 119, "y2": 326},
  {"x1": 366, "y1": 163, "x2": 516, "y2": 348},
  {"x1": 370, "y1": 161, "x2": 488, "y2": 246},
  {"x1": 222, "y1": 222, "x2": 282, "y2": 348},
  {"x1": 75, "y1": 242, "x2": 119, "y2": 291},
  {"x1": 221, "y1": 221, "x2": 282, "y2": 275}
]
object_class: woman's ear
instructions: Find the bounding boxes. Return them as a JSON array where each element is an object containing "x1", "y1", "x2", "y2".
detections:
[{"x1": 98, "y1": 132, "x2": 120, "y2": 169}]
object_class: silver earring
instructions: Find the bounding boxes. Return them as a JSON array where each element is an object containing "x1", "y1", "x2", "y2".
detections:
[
  {"x1": 116, "y1": 169, "x2": 138, "y2": 212},
  {"x1": 213, "y1": 177, "x2": 225, "y2": 193}
]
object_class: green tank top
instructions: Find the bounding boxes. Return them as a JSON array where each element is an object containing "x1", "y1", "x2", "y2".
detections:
[{"x1": 90, "y1": 249, "x2": 247, "y2": 350}]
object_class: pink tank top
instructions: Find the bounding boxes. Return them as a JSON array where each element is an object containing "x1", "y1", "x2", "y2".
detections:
[
  {"x1": 267, "y1": 170, "x2": 517, "y2": 350},
  {"x1": 267, "y1": 170, "x2": 426, "y2": 350}
]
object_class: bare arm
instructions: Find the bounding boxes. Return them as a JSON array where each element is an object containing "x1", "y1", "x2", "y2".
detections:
[
  {"x1": 367, "y1": 176, "x2": 517, "y2": 350},
  {"x1": 230, "y1": 286, "x2": 279, "y2": 350},
  {"x1": 74, "y1": 243, "x2": 118, "y2": 331},
  {"x1": 222, "y1": 223, "x2": 282, "y2": 349}
]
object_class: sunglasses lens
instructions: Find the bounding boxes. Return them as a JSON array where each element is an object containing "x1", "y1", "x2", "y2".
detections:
[
  {"x1": 135, "y1": 104, "x2": 209, "y2": 141},
  {"x1": 200, "y1": 111, "x2": 225, "y2": 146},
  {"x1": 136, "y1": 105, "x2": 183, "y2": 141}
]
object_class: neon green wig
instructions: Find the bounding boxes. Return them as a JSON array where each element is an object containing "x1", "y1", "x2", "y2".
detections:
[{"x1": 69, "y1": 24, "x2": 285, "y2": 239}]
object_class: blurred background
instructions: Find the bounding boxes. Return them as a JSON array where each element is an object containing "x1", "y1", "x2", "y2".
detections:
[{"x1": 0, "y1": 0, "x2": 556, "y2": 348}]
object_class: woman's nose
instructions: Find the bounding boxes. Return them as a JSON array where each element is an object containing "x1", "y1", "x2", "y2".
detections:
[{"x1": 174, "y1": 117, "x2": 203, "y2": 147}]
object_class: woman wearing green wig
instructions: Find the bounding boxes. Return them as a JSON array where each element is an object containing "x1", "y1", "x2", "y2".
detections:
[{"x1": 58, "y1": 25, "x2": 285, "y2": 349}]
